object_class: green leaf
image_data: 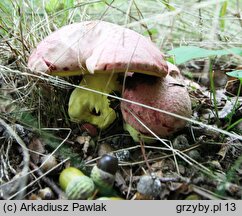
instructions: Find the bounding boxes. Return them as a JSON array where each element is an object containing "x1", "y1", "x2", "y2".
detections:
[
  {"x1": 226, "y1": 70, "x2": 242, "y2": 80},
  {"x1": 18, "y1": 112, "x2": 40, "y2": 129},
  {"x1": 168, "y1": 46, "x2": 242, "y2": 65},
  {"x1": 45, "y1": 0, "x2": 74, "y2": 13}
]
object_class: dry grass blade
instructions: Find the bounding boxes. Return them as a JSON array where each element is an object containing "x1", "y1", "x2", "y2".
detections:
[{"x1": 0, "y1": 118, "x2": 29, "y2": 199}]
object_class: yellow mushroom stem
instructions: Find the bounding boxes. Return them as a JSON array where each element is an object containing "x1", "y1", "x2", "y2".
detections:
[{"x1": 68, "y1": 73, "x2": 121, "y2": 130}]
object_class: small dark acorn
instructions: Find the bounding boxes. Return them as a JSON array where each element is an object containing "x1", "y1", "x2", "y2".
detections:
[
  {"x1": 91, "y1": 154, "x2": 119, "y2": 195},
  {"x1": 97, "y1": 154, "x2": 119, "y2": 175}
]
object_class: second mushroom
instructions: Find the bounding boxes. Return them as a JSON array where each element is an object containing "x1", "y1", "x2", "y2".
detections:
[{"x1": 121, "y1": 67, "x2": 192, "y2": 142}]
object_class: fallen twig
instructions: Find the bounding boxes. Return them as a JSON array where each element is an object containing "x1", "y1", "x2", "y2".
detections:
[{"x1": 29, "y1": 162, "x2": 66, "y2": 199}]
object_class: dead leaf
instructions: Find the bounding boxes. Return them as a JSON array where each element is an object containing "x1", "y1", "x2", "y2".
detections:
[
  {"x1": 217, "y1": 144, "x2": 229, "y2": 161},
  {"x1": 225, "y1": 79, "x2": 242, "y2": 96},
  {"x1": 76, "y1": 135, "x2": 92, "y2": 156},
  {"x1": 28, "y1": 137, "x2": 45, "y2": 164},
  {"x1": 98, "y1": 143, "x2": 114, "y2": 157}
]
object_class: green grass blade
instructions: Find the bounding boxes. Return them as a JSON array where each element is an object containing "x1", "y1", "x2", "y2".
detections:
[{"x1": 219, "y1": 1, "x2": 228, "y2": 31}]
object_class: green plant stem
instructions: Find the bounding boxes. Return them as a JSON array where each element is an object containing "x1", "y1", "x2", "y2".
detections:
[
  {"x1": 226, "y1": 118, "x2": 242, "y2": 131},
  {"x1": 226, "y1": 80, "x2": 242, "y2": 130},
  {"x1": 209, "y1": 60, "x2": 219, "y2": 120}
]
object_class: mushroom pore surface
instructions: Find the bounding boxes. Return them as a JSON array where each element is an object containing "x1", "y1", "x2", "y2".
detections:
[{"x1": 68, "y1": 73, "x2": 121, "y2": 130}]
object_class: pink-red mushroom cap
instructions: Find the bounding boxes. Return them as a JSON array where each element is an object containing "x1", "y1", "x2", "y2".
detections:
[
  {"x1": 27, "y1": 20, "x2": 168, "y2": 130},
  {"x1": 28, "y1": 20, "x2": 168, "y2": 77},
  {"x1": 121, "y1": 73, "x2": 192, "y2": 141}
]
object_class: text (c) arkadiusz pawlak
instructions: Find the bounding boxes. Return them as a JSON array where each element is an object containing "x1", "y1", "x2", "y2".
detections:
[{"x1": 19, "y1": 203, "x2": 107, "y2": 212}]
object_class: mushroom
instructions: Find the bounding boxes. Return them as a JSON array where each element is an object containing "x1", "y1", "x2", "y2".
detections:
[
  {"x1": 28, "y1": 20, "x2": 168, "y2": 130},
  {"x1": 120, "y1": 64, "x2": 192, "y2": 141}
]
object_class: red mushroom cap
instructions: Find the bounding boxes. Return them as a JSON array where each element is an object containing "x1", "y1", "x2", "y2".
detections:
[
  {"x1": 121, "y1": 74, "x2": 192, "y2": 138},
  {"x1": 28, "y1": 20, "x2": 168, "y2": 77}
]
